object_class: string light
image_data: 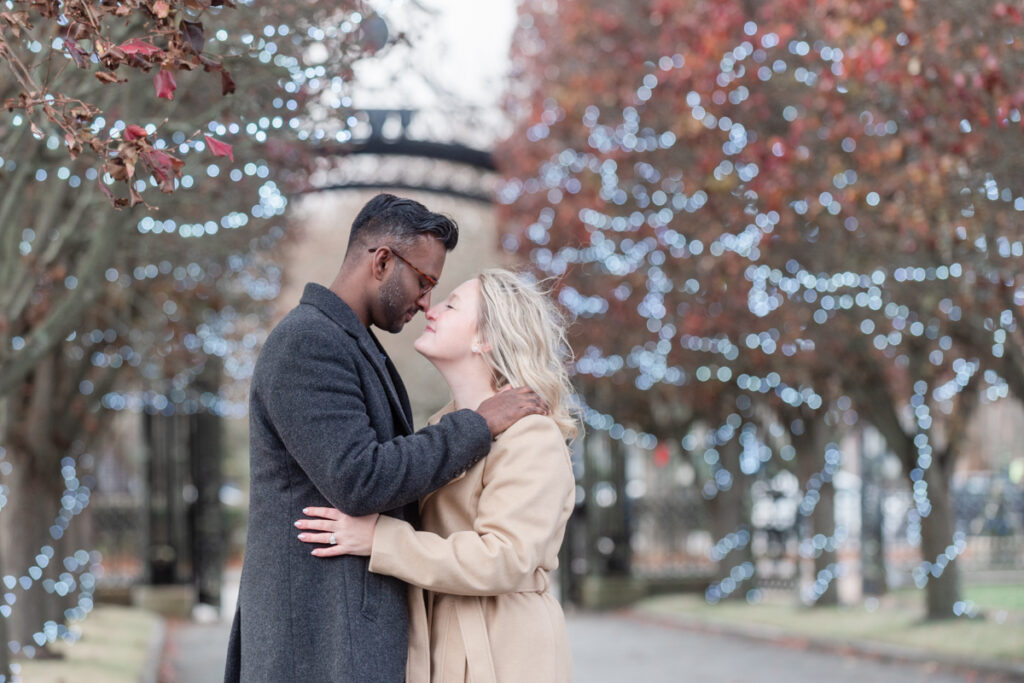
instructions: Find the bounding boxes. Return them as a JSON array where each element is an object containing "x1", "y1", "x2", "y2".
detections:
[{"x1": 1, "y1": 457, "x2": 100, "y2": 659}]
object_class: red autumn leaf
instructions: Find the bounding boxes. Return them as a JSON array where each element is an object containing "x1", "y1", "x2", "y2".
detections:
[
  {"x1": 124, "y1": 124, "x2": 148, "y2": 140},
  {"x1": 204, "y1": 135, "x2": 234, "y2": 161},
  {"x1": 154, "y1": 69, "x2": 176, "y2": 99},
  {"x1": 120, "y1": 38, "x2": 162, "y2": 57},
  {"x1": 144, "y1": 148, "x2": 185, "y2": 192}
]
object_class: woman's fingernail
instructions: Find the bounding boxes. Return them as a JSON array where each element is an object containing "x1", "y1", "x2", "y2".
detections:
[
  {"x1": 297, "y1": 533, "x2": 304, "y2": 539},
  {"x1": 302, "y1": 508, "x2": 310, "y2": 513},
  {"x1": 294, "y1": 521, "x2": 301, "y2": 527}
]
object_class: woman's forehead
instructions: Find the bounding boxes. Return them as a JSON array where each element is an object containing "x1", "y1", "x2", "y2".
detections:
[{"x1": 451, "y1": 278, "x2": 481, "y2": 298}]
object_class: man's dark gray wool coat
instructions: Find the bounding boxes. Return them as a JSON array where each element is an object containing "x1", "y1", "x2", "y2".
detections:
[{"x1": 224, "y1": 283, "x2": 492, "y2": 683}]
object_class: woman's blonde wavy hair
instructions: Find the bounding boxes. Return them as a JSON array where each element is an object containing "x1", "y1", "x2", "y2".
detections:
[{"x1": 476, "y1": 268, "x2": 579, "y2": 440}]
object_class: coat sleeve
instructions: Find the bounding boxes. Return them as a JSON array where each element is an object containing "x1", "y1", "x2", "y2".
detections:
[
  {"x1": 368, "y1": 415, "x2": 574, "y2": 596},
  {"x1": 257, "y1": 320, "x2": 492, "y2": 516}
]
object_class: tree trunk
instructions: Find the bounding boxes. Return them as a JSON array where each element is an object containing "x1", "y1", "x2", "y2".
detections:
[
  {"x1": 46, "y1": 491, "x2": 84, "y2": 640},
  {"x1": 794, "y1": 416, "x2": 838, "y2": 606},
  {"x1": 707, "y1": 438, "x2": 754, "y2": 600},
  {"x1": 0, "y1": 400, "x2": 10, "y2": 681},
  {"x1": 919, "y1": 464, "x2": 961, "y2": 619},
  {"x1": 812, "y1": 476, "x2": 838, "y2": 606},
  {"x1": 0, "y1": 443, "x2": 61, "y2": 656},
  {"x1": 882, "y1": 424, "x2": 963, "y2": 618},
  {"x1": 858, "y1": 428, "x2": 887, "y2": 597},
  {"x1": 2, "y1": 350, "x2": 82, "y2": 656},
  {"x1": 558, "y1": 439, "x2": 585, "y2": 606},
  {"x1": 189, "y1": 360, "x2": 225, "y2": 608},
  {"x1": 608, "y1": 436, "x2": 631, "y2": 575},
  {"x1": 1, "y1": 347, "x2": 105, "y2": 657},
  {"x1": 0, "y1": 582, "x2": 8, "y2": 681},
  {"x1": 581, "y1": 430, "x2": 630, "y2": 577}
]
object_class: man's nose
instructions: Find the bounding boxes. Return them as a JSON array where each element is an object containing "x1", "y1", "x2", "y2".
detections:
[{"x1": 418, "y1": 291, "x2": 434, "y2": 313}]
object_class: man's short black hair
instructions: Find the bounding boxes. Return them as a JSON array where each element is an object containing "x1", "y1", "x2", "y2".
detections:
[{"x1": 347, "y1": 193, "x2": 459, "y2": 253}]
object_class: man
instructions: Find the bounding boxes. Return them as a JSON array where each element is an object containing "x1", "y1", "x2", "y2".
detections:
[{"x1": 224, "y1": 194, "x2": 545, "y2": 682}]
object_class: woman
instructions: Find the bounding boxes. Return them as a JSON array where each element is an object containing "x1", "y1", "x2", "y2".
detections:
[{"x1": 295, "y1": 268, "x2": 578, "y2": 683}]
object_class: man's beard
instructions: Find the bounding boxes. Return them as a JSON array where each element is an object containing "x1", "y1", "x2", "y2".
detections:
[{"x1": 379, "y1": 271, "x2": 407, "y2": 333}]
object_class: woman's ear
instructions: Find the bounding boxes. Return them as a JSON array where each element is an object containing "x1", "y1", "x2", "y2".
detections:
[{"x1": 472, "y1": 339, "x2": 492, "y2": 354}]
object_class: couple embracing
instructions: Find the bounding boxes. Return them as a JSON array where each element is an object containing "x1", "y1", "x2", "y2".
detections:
[{"x1": 224, "y1": 193, "x2": 578, "y2": 683}]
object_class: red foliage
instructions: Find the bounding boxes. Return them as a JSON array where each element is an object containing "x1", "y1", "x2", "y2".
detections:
[
  {"x1": 119, "y1": 38, "x2": 164, "y2": 58},
  {"x1": 204, "y1": 135, "x2": 234, "y2": 161},
  {"x1": 143, "y1": 149, "x2": 185, "y2": 193},
  {"x1": 0, "y1": 0, "x2": 254, "y2": 207},
  {"x1": 123, "y1": 124, "x2": 148, "y2": 141},
  {"x1": 499, "y1": 0, "x2": 1024, "y2": 436},
  {"x1": 154, "y1": 69, "x2": 177, "y2": 100}
]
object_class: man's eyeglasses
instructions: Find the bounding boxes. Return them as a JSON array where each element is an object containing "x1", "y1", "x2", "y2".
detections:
[{"x1": 368, "y1": 247, "x2": 438, "y2": 294}]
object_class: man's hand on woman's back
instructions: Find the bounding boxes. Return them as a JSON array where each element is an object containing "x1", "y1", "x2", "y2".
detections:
[{"x1": 476, "y1": 387, "x2": 548, "y2": 438}]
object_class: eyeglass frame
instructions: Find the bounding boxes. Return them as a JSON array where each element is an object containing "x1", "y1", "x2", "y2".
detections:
[{"x1": 368, "y1": 246, "x2": 439, "y2": 294}]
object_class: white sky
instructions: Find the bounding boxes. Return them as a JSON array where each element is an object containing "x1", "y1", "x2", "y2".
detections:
[{"x1": 353, "y1": 0, "x2": 519, "y2": 112}]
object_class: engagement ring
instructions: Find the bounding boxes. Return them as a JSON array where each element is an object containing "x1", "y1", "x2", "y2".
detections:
[{"x1": 329, "y1": 533, "x2": 337, "y2": 545}]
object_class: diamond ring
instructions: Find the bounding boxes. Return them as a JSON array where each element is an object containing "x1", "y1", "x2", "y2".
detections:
[{"x1": 329, "y1": 533, "x2": 337, "y2": 545}]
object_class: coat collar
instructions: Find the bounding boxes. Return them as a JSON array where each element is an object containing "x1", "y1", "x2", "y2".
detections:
[
  {"x1": 425, "y1": 401, "x2": 457, "y2": 427},
  {"x1": 300, "y1": 283, "x2": 413, "y2": 434}
]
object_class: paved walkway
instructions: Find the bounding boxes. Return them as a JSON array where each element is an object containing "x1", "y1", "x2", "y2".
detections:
[
  {"x1": 159, "y1": 600, "x2": 1016, "y2": 682},
  {"x1": 566, "y1": 610, "x2": 1015, "y2": 683},
  {"x1": 159, "y1": 618, "x2": 232, "y2": 683}
]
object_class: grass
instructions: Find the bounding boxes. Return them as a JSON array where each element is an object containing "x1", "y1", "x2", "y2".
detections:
[
  {"x1": 883, "y1": 582, "x2": 1024, "y2": 613},
  {"x1": 12, "y1": 606, "x2": 160, "y2": 683},
  {"x1": 636, "y1": 583, "x2": 1024, "y2": 667},
  {"x1": 950, "y1": 582, "x2": 1024, "y2": 612}
]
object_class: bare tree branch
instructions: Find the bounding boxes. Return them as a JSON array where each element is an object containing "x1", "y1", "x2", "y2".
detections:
[{"x1": 0, "y1": 214, "x2": 118, "y2": 397}]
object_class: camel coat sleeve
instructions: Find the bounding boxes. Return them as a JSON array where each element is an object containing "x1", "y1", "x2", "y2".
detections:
[{"x1": 368, "y1": 414, "x2": 572, "y2": 595}]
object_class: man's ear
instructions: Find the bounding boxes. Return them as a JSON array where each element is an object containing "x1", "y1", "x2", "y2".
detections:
[{"x1": 369, "y1": 247, "x2": 392, "y2": 282}]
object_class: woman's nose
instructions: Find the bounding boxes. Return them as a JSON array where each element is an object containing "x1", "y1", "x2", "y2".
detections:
[{"x1": 424, "y1": 303, "x2": 439, "y2": 320}]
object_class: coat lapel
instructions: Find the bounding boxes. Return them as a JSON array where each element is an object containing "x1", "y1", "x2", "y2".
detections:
[
  {"x1": 355, "y1": 331, "x2": 414, "y2": 435},
  {"x1": 300, "y1": 283, "x2": 414, "y2": 435}
]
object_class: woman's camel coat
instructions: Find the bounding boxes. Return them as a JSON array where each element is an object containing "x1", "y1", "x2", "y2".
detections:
[{"x1": 368, "y1": 407, "x2": 575, "y2": 683}]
